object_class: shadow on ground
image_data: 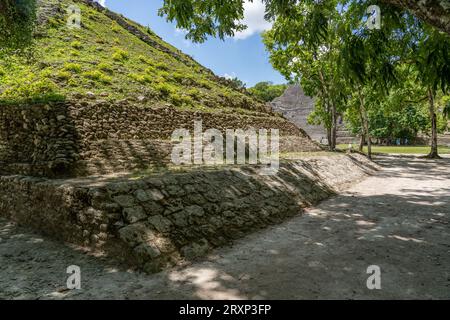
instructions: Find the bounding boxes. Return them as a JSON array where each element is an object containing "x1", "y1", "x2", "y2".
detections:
[{"x1": 0, "y1": 155, "x2": 449, "y2": 299}]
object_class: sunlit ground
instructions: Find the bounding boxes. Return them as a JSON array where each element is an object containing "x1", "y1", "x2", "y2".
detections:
[{"x1": 337, "y1": 144, "x2": 450, "y2": 155}]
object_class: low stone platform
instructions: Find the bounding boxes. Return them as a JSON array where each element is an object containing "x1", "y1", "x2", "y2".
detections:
[{"x1": 0, "y1": 153, "x2": 378, "y2": 273}]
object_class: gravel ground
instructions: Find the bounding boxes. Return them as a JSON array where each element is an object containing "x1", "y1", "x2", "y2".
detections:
[{"x1": 0, "y1": 155, "x2": 449, "y2": 300}]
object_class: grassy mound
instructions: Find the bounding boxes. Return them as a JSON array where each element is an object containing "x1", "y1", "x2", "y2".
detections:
[{"x1": 0, "y1": 0, "x2": 267, "y2": 114}]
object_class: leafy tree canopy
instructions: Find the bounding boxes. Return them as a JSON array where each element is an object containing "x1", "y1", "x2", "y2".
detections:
[
  {"x1": 248, "y1": 81, "x2": 288, "y2": 102},
  {"x1": 0, "y1": 0, "x2": 37, "y2": 53}
]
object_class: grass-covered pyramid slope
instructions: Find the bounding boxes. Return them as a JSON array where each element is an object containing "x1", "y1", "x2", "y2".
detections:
[
  {"x1": 0, "y1": 0, "x2": 320, "y2": 177},
  {"x1": 0, "y1": 0, "x2": 263, "y2": 111}
]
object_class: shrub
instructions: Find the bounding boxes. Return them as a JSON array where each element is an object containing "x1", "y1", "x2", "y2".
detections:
[
  {"x1": 198, "y1": 79, "x2": 212, "y2": 89},
  {"x1": 138, "y1": 55, "x2": 154, "y2": 65},
  {"x1": 155, "y1": 82, "x2": 176, "y2": 96},
  {"x1": 82, "y1": 70, "x2": 112, "y2": 84},
  {"x1": 71, "y1": 40, "x2": 82, "y2": 49},
  {"x1": 111, "y1": 23, "x2": 121, "y2": 33},
  {"x1": 172, "y1": 72, "x2": 185, "y2": 83},
  {"x1": 0, "y1": 67, "x2": 5, "y2": 77},
  {"x1": 170, "y1": 93, "x2": 194, "y2": 106},
  {"x1": 158, "y1": 70, "x2": 170, "y2": 79},
  {"x1": 144, "y1": 66, "x2": 156, "y2": 74},
  {"x1": 154, "y1": 62, "x2": 169, "y2": 71},
  {"x1": 187, "y1": 88, "x2": 201, "y2": 100},
  {"x1": 112, "y1": 48, "x2": 129, "y2": 61},
  {"x1": 56, "y1": 70, "x2": 71, "y2": 80},
  {"x1": 63, "y1": 63, "x2": 82, "y2": 73},
  {"x1": 0, "y1": 75, "x2": 64, "y2": 103},
  {"x1": 98, "y1": 62, "x2": 113, "y2": 73},
  {"x1": 128, "y1": 73, "x2": 152, "y2": 84}
]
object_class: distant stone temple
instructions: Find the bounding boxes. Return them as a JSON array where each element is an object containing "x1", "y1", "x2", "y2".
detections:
[{"x1": 271, "y1": 85, "x2": 355, "y2": 144}]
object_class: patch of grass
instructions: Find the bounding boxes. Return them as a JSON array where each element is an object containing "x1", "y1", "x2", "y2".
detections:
[
  {"x1": 154, "y1": 61, "x2": 169, "y2": 71},
  {"x1": 198, "y1": 79, "x2": 212, "y2": 89},
  {"x1": 55, "y1": 70, "x2": 71, "y2": 81},
  {"x1": 70, "y1": 40, "x2": 83, "y2": 49},
  {"x1": 155, "y1": 82, "x2": 176, "y2": 96},
  {"x1": 0, "y1": 0, "x2": 265, "y2": 113},
  {"x1": 112, "y1": 48, "x2": 129, "y2": 61},
  {"x1": 82, "y1": 70, "x2": 112, "y2": 84},
  {"x1": 98, "y1": 62, "x2": 113, "y2": 73},
  {"x1": 187, "y1": 88, "x2": 201, "y2": 100},
  {"x1": 128, "y1": 73, "x2": 152, "y2": 84},
  {"x1": 63, "y1": 62, "x2": 82, "y2": 73},
  {"x1": 337, "y1": 144, "x2": 450, "y2": 155},
  {"x1": 0, "y1": 74, "x2": 64, "y2": 104},
  {"x1": 111, "y1": 23, "x2": 121, "y2": 33},
  {"x1": 170, "y1": 93, "x2": 193, "y2": 106}
]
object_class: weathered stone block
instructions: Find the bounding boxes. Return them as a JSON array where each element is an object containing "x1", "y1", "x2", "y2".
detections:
[
  {"x1": 113, "y1": 194, "x2": 135, "y2": 207},
  {"x1": 148, "y1": 215, "x2": 173, "y2": 233},
  {"x1": 123, "y1": 206, "x2": 147, "y2": 223}
]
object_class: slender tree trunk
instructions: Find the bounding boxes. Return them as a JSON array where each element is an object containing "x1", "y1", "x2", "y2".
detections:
[
  {"x1": 358, "y1": 89, "x2": 372, "y2": 159},
  {"x1": 326, "y1": 126, "x2": 332, "y2": 149},
  {"x1": 427, "y1": 87, "x2": 440, "y2": 158},
  {"x1": 330, "y1": 102, "x2": 337, "y2": 150},
  {"x1": 318, "y1": 68, "x2": 335, "y2": 151},
  {"x1": 359, "y1": 134, "x2": 365, "y2": 152}
]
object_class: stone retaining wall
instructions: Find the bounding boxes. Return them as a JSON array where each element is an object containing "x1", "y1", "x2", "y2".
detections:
[
  {"x1": 0, "y1": 154, "x2": 378, "y2": 273},
  {"x1": 0, "y1": 101, "x2": 321, "y2": 177}
]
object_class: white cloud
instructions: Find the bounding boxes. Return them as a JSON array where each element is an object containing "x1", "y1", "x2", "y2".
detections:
[
  {"x1": 234, "y1": 1, "x2": 272, "y2": 40},
  {"x1": 223, "y1": 73, "x2": 236, "y2": 80},
  {"x1": 96, "y1": 0, "x2": 106, "y2": 7}
]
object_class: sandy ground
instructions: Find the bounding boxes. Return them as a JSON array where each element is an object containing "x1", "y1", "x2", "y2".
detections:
[{"x1": 1, "y1": 155, "x2": 449, "y2": 300}]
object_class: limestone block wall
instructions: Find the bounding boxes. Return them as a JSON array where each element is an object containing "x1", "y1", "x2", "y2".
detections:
[
  {"x1": 0, "y1": 101, "x2": 321, "y2": 177},
  {"x1": 0, "y1": 154, "x2": 378, "y2": 273}
]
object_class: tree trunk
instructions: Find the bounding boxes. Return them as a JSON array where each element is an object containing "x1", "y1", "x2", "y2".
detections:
[
  {"x1": 358, "y1": 89, "x2": 372, "y2": 159},
  {"x1": 326, "y1": 126, "x2": 332, "y2": 149},
  {"x1": 317, "y1": 68, "x2": 335, "y2": 151},
  {"x1": 381, "y1": 0, "x2": 450, "y2": 36},
  {"x1": 427, "y1": 87, "x2": 440, "y2": 158},
  {"x1": 330, "y1": 102, "x2": 337, "y2": 150},
  {"x1": 359, "y1": 134, "x2": 365, "y2": 152}
]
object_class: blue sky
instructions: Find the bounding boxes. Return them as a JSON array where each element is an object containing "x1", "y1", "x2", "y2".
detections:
[{"x1": 100, "y1": 0, "x2": 286, "y2": 87}]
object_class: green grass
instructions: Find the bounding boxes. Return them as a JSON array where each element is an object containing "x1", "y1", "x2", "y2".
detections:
[
  {"x1": 337, "y1": 144, "x2": 450, "y2": 155},
  {"x1": 0, "y1": 0, "x2": 265, "y2": 115}
]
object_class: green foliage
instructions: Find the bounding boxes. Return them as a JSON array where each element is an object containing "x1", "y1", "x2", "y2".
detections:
[
  {"x1": 159, "y1": 0, "x2": 247, "y2": 43},
  {"x1": 63, "y1": 63, "x2": 82, "y2": 73},
  {"x1": 112, "y1": 48, "x2": 129, "y2": 61},
  {"x1": 198, "y1": 79, "x2": 212, "y2": 89},
  {"x1": 56, "y1": 70, "x2": 71, "y2": 81},
  {"x1": 248, "y1": 82, "x2": 287, "y2": 102},
  {"x1": 111, "y1": 23, "x2": 122, "y2": 33},
  {"x1": 70, "y1": 41, "x2": 83, "y2": 50},
  {"x1": 0, "y1": 0, "x2": 263, "y2": 113},
  {"x1": 128, "y1": 73, "x2": 152, "y2": 84},
  {"x1": 187, "y1": 88, "x2": 202, "y2": 100},
  {"x1": 155, "y1": 82, "x2": 176, "y2": 96},
  {"x1": 82, "y1": 70, "x2": 112, "y2": 84},
  {"x1": 0, "y1": 73, "x2": 64, "y2": 103},
  {"x1": 0, "y1": 0, "x2": 37, "y2": 52},
  {"x1": 154, "y1": 61, "x2": 169, "y2": 71},
  {"x1": 227, "y1": 77, "x2": 246, "y2": 90},
  {"x1": 98, "y1": 62, "x2": 113, "y2": 73},
  {"x1": 170, "y1": 93, "x2": 193, "y2": 106}
]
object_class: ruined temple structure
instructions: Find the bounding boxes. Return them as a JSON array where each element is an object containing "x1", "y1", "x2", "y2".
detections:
[
  {"x1": 0, "y1": 0, "x2": 376, "y2": 274},
  {"x1": 271, "y1": 85, "x2": 355, "y2": 144}
]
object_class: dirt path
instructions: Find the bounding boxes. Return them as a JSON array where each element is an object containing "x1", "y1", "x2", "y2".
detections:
[{"x1": 1, "y1": 155, "x2": 449, "y2": 299}]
